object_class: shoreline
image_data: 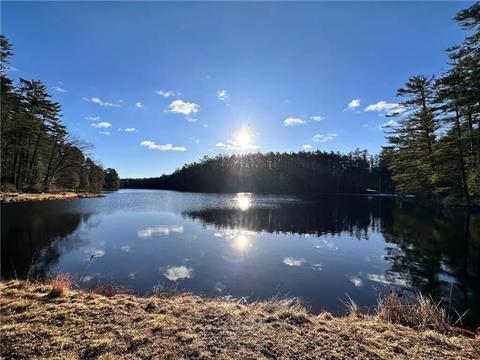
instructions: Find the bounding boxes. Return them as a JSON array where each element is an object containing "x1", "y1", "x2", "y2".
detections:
[
  {"x1": 1, "y1": 280, "x2": 478, "y2": 359},
  {"x1": 0, "y1": 191, "x2": 104, "y2": 203}
]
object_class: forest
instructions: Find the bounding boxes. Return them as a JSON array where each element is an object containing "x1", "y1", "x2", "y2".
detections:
[
  {"x1": 0, "y1": 36, "x2": 119, "y2": 193},
  {"x1": 123, "y1": 4, "x2": 479, "y2": 205},
  {"x1": 122, "y1": 150, "x2": 394, "y2": 195},
  {"x1": 382, "y1": 3, "x2": 479, "y2": 206},
  {"x1": 2, "y1": 3, "x2": 478, "y2": 204}
]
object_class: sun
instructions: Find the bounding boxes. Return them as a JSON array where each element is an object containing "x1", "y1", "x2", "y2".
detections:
[{"x1": 235, "y1": 128, "x2": 252, "y2": 149}]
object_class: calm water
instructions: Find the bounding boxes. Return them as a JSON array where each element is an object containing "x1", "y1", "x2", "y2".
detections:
[{"x1": 2, "y1": 190, "x2": 479, "y2": 326}]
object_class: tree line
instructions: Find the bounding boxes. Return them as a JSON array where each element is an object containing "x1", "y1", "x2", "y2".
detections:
[
  {"x1": 382, "y1": 3, "x2": 480, "y2": 206},
  {"x1": 0, "y1": 35, "x2": 119, "y2": 193},
  {"x1": 122, "y1": 149, "x2": 394, "y2": 195}
]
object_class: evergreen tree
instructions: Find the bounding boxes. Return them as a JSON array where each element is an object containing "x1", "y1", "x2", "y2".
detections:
[{"x1": 0, "y1": 35, "x2": 117, "y2": 193}]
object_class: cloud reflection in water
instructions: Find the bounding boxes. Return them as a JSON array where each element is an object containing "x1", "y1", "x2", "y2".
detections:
[
  {"x1": 283, "y1": 256, "x2": 305, "y2": 267},
  {"x1": 163, "y1": 266, "x2": 193, "y2": 281},
  {"x1": 137, "y1": 225, "x2": 184, "y2": 238}
]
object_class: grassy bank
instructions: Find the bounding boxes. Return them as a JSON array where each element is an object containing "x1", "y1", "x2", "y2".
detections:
[
  {"x1": 1, "y1": 280, "x2": 478, "y2": 359},
  {"x1": 0, "y1": 191, "x2": 103, "y2": 203}
]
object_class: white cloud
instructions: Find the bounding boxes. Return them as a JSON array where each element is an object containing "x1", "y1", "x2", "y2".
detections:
[
  {"x1": 85, "y1": 97, "x2": 122, "y2": 107},
  {"x1": 163, "y1": 266, "x2": 192, "y2": 281},
  {"x1": 138, "y1": 225, "x2": 184, "y2": 238},
  {"x1": 156, "y1": 90, "x2": 177, "y2": 97},
  {"x1": 379, "y1": 119, "x2": 400, "y2": 129},
  {"x1": 187, "y1": 118, "x2": 198, "y2": 122},
  {"x1": 283, "y1": 117, "x2": 306, "y2": 126},
  {"x1": 365, "y1": 101, "x2": 406, "y2": 115},
  {"x1": 203, "y1": 124, "x2": 208, "y2": 128},
  {"x1": 302, "y1": 144, "x2": 312, "y2": 150},
  {"x1": 313, "y1": 133, "x2": 337, "y2": 143},
  {"x1": 311, "y1": 115, "x2": 324, "y2": 122},
  {"x1": 85, "y1": 116, "x2": 100, "y2": 122},
  {"x1": 52, "y1": 86, "x2": 66, "y2": 93},
  {"x1": 282, "y1": 256, "x2": 305, "y2": 267},
  {"x1": 140, "y1": 140, "x2": 186, "y2": 152},
  {"x1": 118, "y1": 127, "x2": 138, "y2": 132},
  {"x1": 346, "y1": 99, "x2": 361, "y2": 110},
  {"x1": 135, "y1": 102, "x2": 143, "y2": 108},
  {"x1": 91, "y1": 122, "x2": 112, "y2": 128},
  {"x1": 216, "y1": 140, "x2": 259, "y2": 151},
  {"x1": 167, "y1": 99, "x2": 199, "y2": 116},
  {"x1": 99, "y1": 131, "x2": 111, "y2": 136},
  {"x1": 217, "y1": 89, "x2": 229, "y2": 101}
]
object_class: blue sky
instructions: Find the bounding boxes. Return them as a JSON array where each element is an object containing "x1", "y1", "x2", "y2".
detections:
[{"x1": 2, "y1": 1, "x2": 471, "y2": 178}]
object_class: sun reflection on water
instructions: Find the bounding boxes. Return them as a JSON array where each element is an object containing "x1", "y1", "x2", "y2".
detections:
[
  {"x1": 233, "y1": 234, "x2": 251, "y2": 252},
  {"x1": 234, "y1": 192, "x2": 252, "y2": 211},
  {"x1": 214, "y1": 228, "x2": 255, "y2": 253}
]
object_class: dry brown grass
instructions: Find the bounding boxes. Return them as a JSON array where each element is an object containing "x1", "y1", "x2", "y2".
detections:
[
  {"x1": 47, "y1": 274, "x2": 71, "y2": 298},
  {"x1": 93, "y1": 283, "x2": 128, "y2": 297},
  {"x1": 1, "y1": 280, "x2": 478, "y2": 359},
  {"x1": 376, "y1": 292, "x2": 454, "y2": 333}
]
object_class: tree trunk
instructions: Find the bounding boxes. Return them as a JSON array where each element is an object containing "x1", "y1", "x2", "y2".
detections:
[{"x1": 454, "y1": 103, "x2": 470, "y2": 204}]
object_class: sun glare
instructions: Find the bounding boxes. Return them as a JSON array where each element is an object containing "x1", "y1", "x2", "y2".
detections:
[
  {"x1": 235, "y1": 192, "x2": 252, "y2": 211},
  {"x1": 233, "y1": 234, "x2": 251, "y2": 252},
  {"x1": 235, "y1": 127, "x2": 252, "y2": 149}
]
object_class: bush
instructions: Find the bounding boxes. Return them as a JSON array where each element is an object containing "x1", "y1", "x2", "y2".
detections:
[{"x1": 2, "y1": 183, "x2": 17, "y2": 193}]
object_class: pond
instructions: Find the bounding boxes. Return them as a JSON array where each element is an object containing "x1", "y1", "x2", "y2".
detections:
[{"x1": 2, "y1": 189, "x2": 479, "y2": 326}]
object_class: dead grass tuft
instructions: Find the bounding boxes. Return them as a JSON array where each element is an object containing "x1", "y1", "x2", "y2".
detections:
[
  {"x1": 342, "y1": 294, "x2": 362, "y2": 318},
  {"x1": 376, "y1": 292, "x2": 451, "y2": 333},
  {"x1": 47, "y1": 274, "x2": 71, "y2": 298}
]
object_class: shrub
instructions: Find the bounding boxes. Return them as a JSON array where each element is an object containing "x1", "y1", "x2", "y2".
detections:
[{"x1": 2, "y1": 183, "x2": 17, "y2": 193}]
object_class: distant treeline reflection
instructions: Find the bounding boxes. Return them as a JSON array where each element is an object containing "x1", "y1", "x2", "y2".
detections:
[
  {"x1": 1, "y1": 202, "x2": 92, "y2": 279},
  {"x1": 184, "y1": 196, "x2": 383, "y2": 238},
  {"x1": 185, "y1": 197, "x2": 480, "y2": 326}
]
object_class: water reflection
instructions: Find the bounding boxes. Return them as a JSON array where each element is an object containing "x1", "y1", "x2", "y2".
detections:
[
  {"x1": 184, "y1": 196, "x2": 480, "y2": 326},
  {"x1": 185, "y1": 196, "x2": 375, "y2": 237},
  {"x1": 137, "y1": 225, "x2": 184, "y2": 238},
  {"x1": 214, "y1": 228, "x2": 256, "y2": 253},
  {"x1": 234, "y1": 192, "x2": 252, "y2": 211},
  {"x1": 163, "y1": 265, "x2": 193, "y2": 281},
  {"x1": 1, "y1": 191, "x2": 478, "y2": 327},
  {"x1": 233, "y1": 234, "x2": 252, "y2": 252},
  {"x1": 283, "y1": 257, "x2": 305, "y2": 267},
  {"x1": 1, "y1": 201, "x2": 93, "y2": 278}
]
